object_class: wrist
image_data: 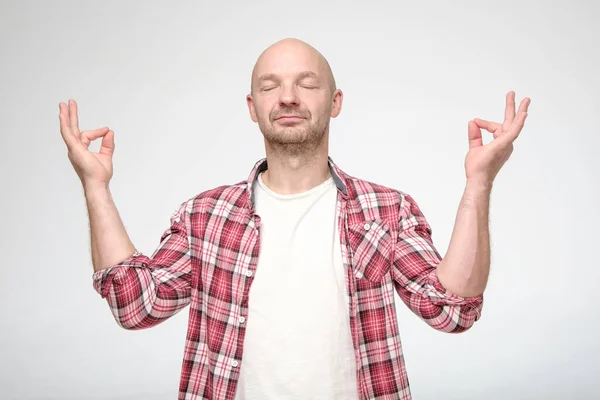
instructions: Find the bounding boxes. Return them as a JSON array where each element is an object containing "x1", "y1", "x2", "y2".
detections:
[
  {"x1": 464, "y1": 180, "x2": 493, "y2": 203},
  {"x1": 83, "y1": 180, "x2": 110, "y2": 196},
  {"x1": 466, "y1": 178, "x2": 493, "y2": 193}
]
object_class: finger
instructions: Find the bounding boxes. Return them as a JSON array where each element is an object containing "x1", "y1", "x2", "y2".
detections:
[
  {"x1": 517, "y1": 97, "x2": 531, "y2": 114},
  {"x1": 503, "y1": 91, "x2": 516, "y2": 132},
  {"x1": 68, "y1": 99, "x2": 81, "y2": 137},
  {"x1": 81, "y1": 127, "x2": 110, "y2": 147},
  {"x1": 473, "y1": 118, "x2": 503, "y2": 139},
  {"x1": 99, "y1": 130, "x2": 115, "y2": 157},
  {"x1": 468, "y1": 120, "x2": 483, "y2": 149},
  {"x1": 503, "y1": 112, "x2": 528, "y2": 143},
  {"x1": 58, "y1": 102, "x2": 76, "y2": 147}
]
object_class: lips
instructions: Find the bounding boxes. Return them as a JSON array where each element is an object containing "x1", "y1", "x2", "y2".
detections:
[{"x1": 276, "y1": 115, "x2": 304, "y2": 120}]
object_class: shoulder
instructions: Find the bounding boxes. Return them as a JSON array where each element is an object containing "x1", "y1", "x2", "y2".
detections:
[
  {"x1": 343, "y1": 171, "x2": 409, "y2": 206},
  {"x1": 187, "y1": 180, "x2": 249, "y2": 211},
  {"x1": 342, "y1": 172, "x2": 426, "y2": 224},
  {"x1": 167, "y1": 180, "x2": 250, "y2": 221}
]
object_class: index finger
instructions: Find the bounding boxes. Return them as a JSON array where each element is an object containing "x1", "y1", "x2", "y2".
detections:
[
  {"x1": 503, "y1": 91, "x2": 516, "y2": 131},
  {"x1": 59, "y1": 102, "x2": 76, "y2": 146},
  {"x1": 68, "y1": 99, "x2": 81, "y2": 136}
]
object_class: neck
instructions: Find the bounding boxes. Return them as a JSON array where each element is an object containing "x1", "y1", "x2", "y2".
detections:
[{"x1": 262, "y1": 142, "x2": 331, "y2": 195}]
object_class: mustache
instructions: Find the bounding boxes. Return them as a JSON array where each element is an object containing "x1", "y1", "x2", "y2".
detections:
[{"x1": 272, "y1": 109, "x2": 309, "y2": 119}]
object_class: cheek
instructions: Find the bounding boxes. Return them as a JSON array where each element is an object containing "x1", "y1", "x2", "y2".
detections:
[
  {"x1": 311, "y1": 99, "x2": 332, "y2": 119},
  {"x1": 255, "y1": 100, "x2": 275, "y2": 121}
]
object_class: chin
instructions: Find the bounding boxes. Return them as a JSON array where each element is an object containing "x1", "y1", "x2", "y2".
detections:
[{"x1": 268, "y1": 133, "x2": 308, "y2": 145}]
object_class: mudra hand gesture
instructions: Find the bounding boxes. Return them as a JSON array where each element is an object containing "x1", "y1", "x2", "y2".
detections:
[
  {"x1": 465, "y1": 91, "x2": 531, "y2": 188},
  {"x1": 58, "y1": 99, "x2": 114, "y2": 188}
]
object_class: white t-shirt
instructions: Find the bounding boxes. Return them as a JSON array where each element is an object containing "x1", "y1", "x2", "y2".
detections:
[{"x1": 233, "y1": 172, "x2": 359, "y2": 400}]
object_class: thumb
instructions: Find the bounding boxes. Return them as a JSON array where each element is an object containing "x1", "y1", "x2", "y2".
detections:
[
  {"x1": 81, "y1": 127, "x2": 110, "y2": 147},
  {"x1": 468, "y1": 120, "x2": 482, "y2": 149},
  {"x1": 99, "y1": 130, "x2": 115, "y2": 157}
]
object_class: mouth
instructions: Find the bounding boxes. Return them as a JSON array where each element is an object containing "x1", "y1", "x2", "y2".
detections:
[
  {"x1": 275, "y1": 116, "x2": 305, "y2": 122},
  {"x1": 275, "y1": 115, "x2": 304, "y2": 124}
]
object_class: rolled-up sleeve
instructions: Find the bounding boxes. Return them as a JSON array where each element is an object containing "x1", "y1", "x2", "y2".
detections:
[
  {"x1": 92, "y1": 200, "x2": 193, "y2": 330},
  {"x1": 392, "y1": 193, "x2": 483, "y2": 333}
]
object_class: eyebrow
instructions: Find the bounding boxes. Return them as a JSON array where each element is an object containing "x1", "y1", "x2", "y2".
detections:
[{"x1": 257, "y1": 71, "x2": 320, "y2": 84}]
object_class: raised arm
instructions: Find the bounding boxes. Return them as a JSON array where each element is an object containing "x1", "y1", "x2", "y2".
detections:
[
  {"x1": 392, "y1": 193, "x2": 483, "y2": 333},
  {"x1": 59, "y1": 99, "x2": 192, "y2": 330},
  {"x1": 59, "y1": 99, "x2": 134, "y2": 271},
  {"x1": 437, "y1": 91, "x2": 531, "y2": 297},
  {"x1": 392, "y1": 91, "x2": 531, "y2": 333}
]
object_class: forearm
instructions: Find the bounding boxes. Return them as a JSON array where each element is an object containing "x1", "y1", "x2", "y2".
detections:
[
  {"x1": 90, "y1": 199, "x2": 193, "y2": 329},
  {"x1": 84, "y1": 182, "x2": 135, "y2": 272},
  {"x1": 436, "y1": 180, "x2": 492, "y2": 297}
]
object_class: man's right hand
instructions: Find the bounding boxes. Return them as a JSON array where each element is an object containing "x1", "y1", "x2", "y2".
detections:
[{"x1": 59, "y1": 99, "x2": 114, "y2": 188}]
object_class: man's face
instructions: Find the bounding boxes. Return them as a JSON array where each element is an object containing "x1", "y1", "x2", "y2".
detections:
[{"x1": 247, "y1": 43, "x2": 341, "y2": 149}]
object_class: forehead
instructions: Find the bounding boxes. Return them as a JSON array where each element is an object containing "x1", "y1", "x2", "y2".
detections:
[{"x1": 253, "y1": 44, "x2": 326, "y2": 81}]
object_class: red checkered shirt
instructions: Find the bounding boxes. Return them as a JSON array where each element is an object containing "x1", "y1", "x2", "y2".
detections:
[{"x1": 93, "y1": 157, "x2": 483, "y2": 400}]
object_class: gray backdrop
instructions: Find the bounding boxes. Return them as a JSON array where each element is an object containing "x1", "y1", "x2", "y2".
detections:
[{"x1": 1, "y1": 0, "x2": 598, "y2": 399}]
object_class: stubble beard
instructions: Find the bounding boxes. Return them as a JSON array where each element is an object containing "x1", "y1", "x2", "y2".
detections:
[{"x1": 259, "y1": 117, "x2": 329, "y2": 156}]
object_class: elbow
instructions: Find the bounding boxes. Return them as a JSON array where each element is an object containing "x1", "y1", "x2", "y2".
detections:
[
  {"x1": 446, "y1": 317, "x2": 478, "y2": 334},
  {"x1": 107, "y1": 292, "x2": 163, "y2": 331},
  {"x1": 113, "y1": 313, "x2": 160, "y2": 331},
  {"x1": 425, "y1": 272, "x2": 484, "y2": 333},
  {"x1": 94, "y1": 266, "x2": 159, "y2": 330},
  {"x1": 426, "y1": 301, "x2": 483, "y2": 334},
  {"x1": 451, "y1": 304, "x2": 483, "y2": 334},
  {"x1": 114, "y1": 317, "x2": 141, "y2": 331}
]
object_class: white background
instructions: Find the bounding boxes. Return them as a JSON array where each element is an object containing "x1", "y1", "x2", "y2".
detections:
[{"x1": 1, "y1": 1, "x2": 598, "y2": 399}]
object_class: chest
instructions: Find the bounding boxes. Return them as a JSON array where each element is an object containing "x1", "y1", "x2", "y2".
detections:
[{"x1": 194, "y1": 198, "x2": 398, "y2": 299}]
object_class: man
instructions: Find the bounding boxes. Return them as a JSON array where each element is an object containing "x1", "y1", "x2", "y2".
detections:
[{"x1": 59, "y1": 38, "x2": 531, "y2": 400}]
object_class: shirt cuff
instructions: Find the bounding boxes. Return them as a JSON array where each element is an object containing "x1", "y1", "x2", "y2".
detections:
[
  {"x1": 92, "y1": 249, "x2": 145, "y2": 298},
  {"x1": 424, "y1": 269, "x2": 484, "y2": 319}
]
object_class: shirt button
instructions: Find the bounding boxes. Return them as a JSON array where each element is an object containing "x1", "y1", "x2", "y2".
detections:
[
  {"x1": 246, "y1": 270, "x2": 253, "y2": 277},
  {"x1": 364, "y1": 223, "x2": 371, "y2": 231},
  {"x1": 232, "y1": 360, "x2": 239, "y2": 367},
  {"x1": 238, "y1": 316, "x2": 246, "y2": 324}
]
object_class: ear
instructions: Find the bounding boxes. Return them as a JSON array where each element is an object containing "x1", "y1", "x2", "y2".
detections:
[
  {"x1": 330, "y1": 89, "x2": 343, "y2": 118},
  {"x1": 246, "y1": 94, "x2": 258, "y2": 123}
]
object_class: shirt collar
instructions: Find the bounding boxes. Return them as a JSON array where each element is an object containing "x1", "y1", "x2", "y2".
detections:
[{"x1": 246, "y1": 156, "x2": 349, "y2": 209}]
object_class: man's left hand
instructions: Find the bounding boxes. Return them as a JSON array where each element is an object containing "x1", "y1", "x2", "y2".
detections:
[{"x1": 465, "y1": 91, "x2": 531, "y2": 188}]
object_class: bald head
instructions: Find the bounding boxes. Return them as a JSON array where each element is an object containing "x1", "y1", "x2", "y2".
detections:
[
  {"x1": 245, "y1": 38, "x2": 344, "y2": 155},
  {"x1": 250, "y1": 38, "x2": 336, "y2": 95}
]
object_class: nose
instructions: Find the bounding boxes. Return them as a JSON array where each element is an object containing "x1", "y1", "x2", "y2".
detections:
[{"x1": 278, "y1": 84, "x2": 300, "y2": 107}]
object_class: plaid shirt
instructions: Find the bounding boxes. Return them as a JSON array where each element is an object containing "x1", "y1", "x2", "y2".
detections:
[{"x1": 93, "y1": 157, "x2": 483, "y2": 400}]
